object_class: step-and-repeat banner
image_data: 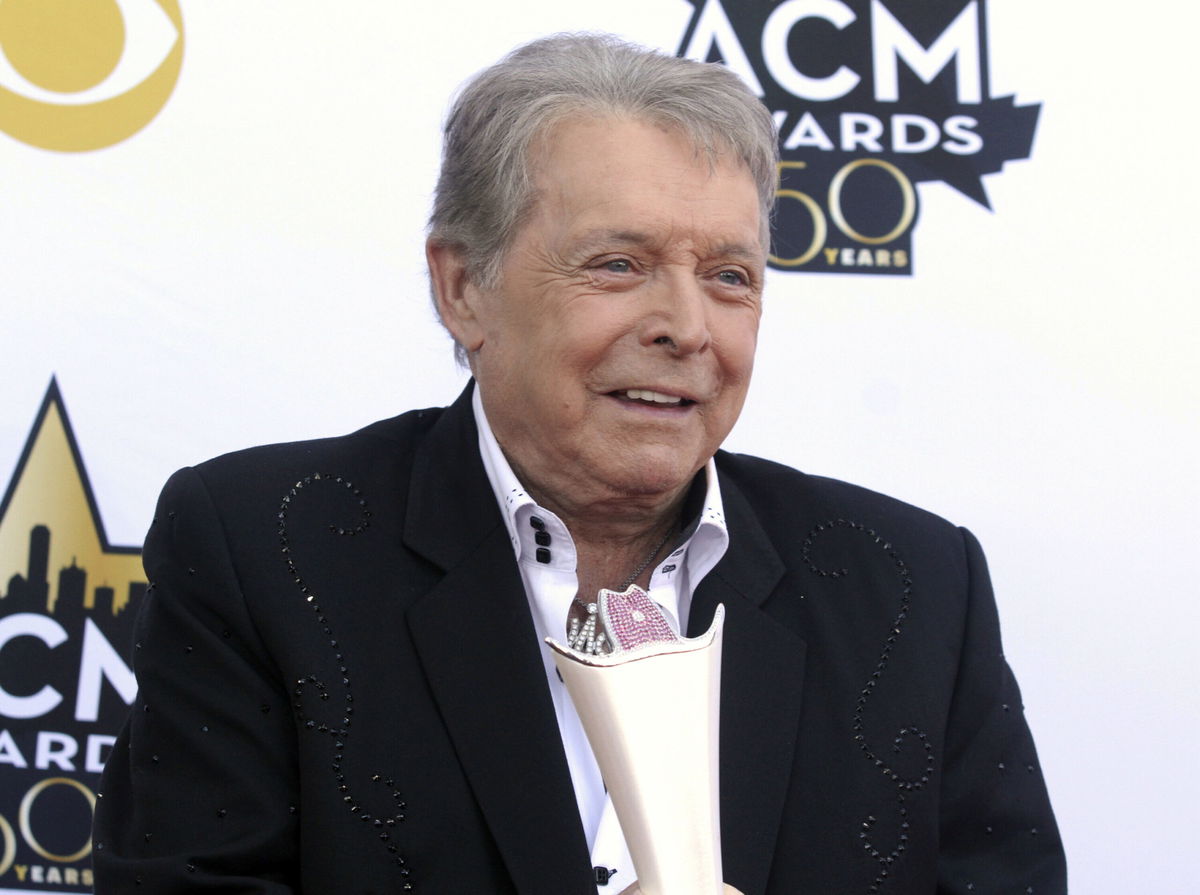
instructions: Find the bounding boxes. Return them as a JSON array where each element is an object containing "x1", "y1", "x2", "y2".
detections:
[{"x1": 1, "y1": 2, "x2": 1196, "y2": 892}]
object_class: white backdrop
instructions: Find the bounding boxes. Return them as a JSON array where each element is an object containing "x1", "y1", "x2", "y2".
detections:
[{"x1": 1, "y1": 1, "x2": 1197, "y2": 891}]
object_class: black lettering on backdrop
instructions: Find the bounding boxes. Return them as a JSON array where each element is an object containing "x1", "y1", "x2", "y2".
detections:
[{"x1": 676, "y1": 0, "x2": 1040, "y2": 273}]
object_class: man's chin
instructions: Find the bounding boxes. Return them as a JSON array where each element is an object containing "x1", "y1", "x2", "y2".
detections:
[{"x1": 594, "y1": 456, "x2": 703, "y2": 504}]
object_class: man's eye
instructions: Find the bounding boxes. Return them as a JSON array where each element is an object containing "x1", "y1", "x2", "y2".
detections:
[
  {"x1": 717, "y1": 270, "x2": 746, "y2": 286},
  {"x1": 603, "y1": 259, "x2": 632, "y2": 273}
]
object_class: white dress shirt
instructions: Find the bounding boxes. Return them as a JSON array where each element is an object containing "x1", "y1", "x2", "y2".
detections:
[{"x1": 472, "y1": 387, "x2": 729, "y2": 891}]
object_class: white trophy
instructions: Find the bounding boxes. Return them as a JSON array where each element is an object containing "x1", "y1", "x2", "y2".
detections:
[{"x1": 547, "y1": 586, "x2": 731, "y2": 895}]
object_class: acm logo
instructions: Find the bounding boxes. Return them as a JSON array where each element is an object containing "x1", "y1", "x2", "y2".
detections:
[
  {"x1": 677, "y1": 0, "x2": 1040, "y2": 274},
  {"x1": 0, "y1": 0, "x2": 184, "y2": 151},
  {"x1": 0, "y1": 381, "x2": 142, "y2": 889}
]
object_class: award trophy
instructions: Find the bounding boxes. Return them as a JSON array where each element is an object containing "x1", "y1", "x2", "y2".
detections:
[{"x1": 547, "y1": 586, "x2": 731, "y2": 895}]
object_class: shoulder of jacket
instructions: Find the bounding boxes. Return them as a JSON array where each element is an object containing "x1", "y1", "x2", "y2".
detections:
[
  {"x1": 715, "y1": 449, "x2": 961, "y2": 540},
  {"x1": 191, "y1": 405, "x2": 444, "y2": 476}
]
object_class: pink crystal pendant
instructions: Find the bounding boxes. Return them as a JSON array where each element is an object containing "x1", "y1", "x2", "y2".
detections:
[
  {"x1": 565, "y1": 586, "x2": 678, "y2": 657},
  {"x1": 599, "y1": 585, "x2": 678, "y2": 652}
]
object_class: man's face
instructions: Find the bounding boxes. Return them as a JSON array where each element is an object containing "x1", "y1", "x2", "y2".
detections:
[{"x1": 463, "y1": 116, "x2": 765, "y2": 511}]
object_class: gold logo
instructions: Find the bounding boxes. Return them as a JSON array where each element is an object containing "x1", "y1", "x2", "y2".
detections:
[
  {"x1": 0, "y1": 0, "x2": 184, "y2": 152},
  {"x1": 0, "y1": 379, "x2": 144, "y2": 619},
  {"x1": 0, "y1": 380, "x2": 142, "y2": 884}
]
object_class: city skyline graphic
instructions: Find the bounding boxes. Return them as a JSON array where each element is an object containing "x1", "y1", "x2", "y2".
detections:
[{"x1": 0, "y1": 379, "x2": 144, "y2": 621}]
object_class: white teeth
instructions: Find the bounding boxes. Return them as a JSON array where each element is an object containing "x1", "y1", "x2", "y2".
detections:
[{"x1": 624, "y1": 389, "x2": 683, "y2": 404}]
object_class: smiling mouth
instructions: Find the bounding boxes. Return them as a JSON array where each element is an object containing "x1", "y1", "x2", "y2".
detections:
[{"x1": 610, "y1": 388, "x2": 695, "y2": 407}]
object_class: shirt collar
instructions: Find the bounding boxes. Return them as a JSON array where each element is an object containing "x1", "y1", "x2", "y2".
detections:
[
  {"x1": 474, "y1": 385, "x2": 574, "y2": 569},
  {"x1": 472, "y1": 384, "x2": 729, "y2": 596}
]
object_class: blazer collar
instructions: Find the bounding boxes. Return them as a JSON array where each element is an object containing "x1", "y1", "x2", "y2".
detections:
[
  {"x1": 403, "y1": 381, "x2": 500, "y2": 571},
  {"x1": 404, "y1": 382, "x2": 596, "y2": 894},
  {"x1": 690, "y1": 464, "x2": 808, "y2": 895}
]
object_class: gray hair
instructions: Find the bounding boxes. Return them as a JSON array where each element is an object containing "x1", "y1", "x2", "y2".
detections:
[{"x1": 428, "y1": 33, "x2": 779, "y2": 358}]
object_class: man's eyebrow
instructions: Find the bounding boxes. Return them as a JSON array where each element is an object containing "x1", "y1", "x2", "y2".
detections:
[
  {"x1": 570, "y1": 230, "x2": 763, "y2": 261},
  {"x1": 710, "y1": 242, "x2": 764, "y2": 262}
]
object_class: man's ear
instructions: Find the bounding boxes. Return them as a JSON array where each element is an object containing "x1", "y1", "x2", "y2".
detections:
[{"x1": 426, "y1": 239, "x2": 486, "y2": 353}]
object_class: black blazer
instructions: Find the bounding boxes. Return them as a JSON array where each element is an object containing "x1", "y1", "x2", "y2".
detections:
[{"x1": 94, "y1": 385, "x2": 1065, "y2": 893}]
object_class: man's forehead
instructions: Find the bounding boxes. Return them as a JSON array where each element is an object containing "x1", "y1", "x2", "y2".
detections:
[
  {"x1": 522, "y1": 115, "x2": 766, "y2": 259},
  {"x1": 532, "y1": 115, "x2": 752, "y2": 193}
]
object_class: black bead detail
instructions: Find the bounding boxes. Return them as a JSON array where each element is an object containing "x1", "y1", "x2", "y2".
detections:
[
  {"x1": 803, "y1": 517, "x2": 930, "y2": 890},
  {"x1": 277, "y1": 474, "x2": 412, "y2": 885}
]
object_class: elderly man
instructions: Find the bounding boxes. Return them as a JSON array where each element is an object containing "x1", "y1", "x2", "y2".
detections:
[{"x1": 94, "y1": 34, "x2": 1065, "y2": 894}]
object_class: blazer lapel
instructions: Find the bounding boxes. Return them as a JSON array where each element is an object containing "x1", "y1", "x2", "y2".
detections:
[
  {"x1": 690, "y1": 470, "x2": 808, "y2": 895},
  {"x1": 401, "y1": 392, "x2": 807, "y2": 894},
  {"x1": 403, "y1": 386, "x2": 594, "y2": 895}
]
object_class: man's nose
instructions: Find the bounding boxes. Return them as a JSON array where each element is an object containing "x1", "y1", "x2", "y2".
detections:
[{"x1": 638, "y1": 273, "x2": 712, "y2": 356}]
